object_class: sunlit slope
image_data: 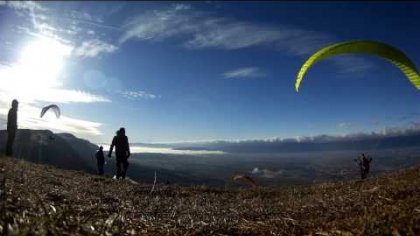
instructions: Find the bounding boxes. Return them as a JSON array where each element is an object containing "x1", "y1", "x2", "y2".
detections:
[{"x1": 0, "y1": 157, "x2": 419, "y2": 235}]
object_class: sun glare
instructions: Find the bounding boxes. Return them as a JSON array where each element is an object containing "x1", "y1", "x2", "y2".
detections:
[
  {"x1": 18, "y1": 37, "x2": 72, "y2": 89},
  {"x1": 0, "y1": 37, "x2": 73, "y2": 103}
]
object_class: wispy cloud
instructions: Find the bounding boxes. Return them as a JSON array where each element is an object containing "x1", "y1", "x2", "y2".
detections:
[
  {"x1": 120, "y1": 4, "x2": 332, "y2": 54},
  {"x1": 2, "y1": 2, "x2": 373, "y2": 73},
  {"x1": 1, "y1": 1, "x2": 119, "y2": 59},
  {"x1": 0, "y1": 87, "x2": 110, "y2": 105},
  {"x1": 299, "y1": 123, "x2": 420, "y2": 141},
  {"x1": 20, "y1": 115, "x2": 104, "y2": 136},
  {"x1": 65, "y1": 3, "x2": 126, "y2": 31},
  {"x1": 66, "y1": 12, "x2": 121, "y2": 31},
  {"x1": 70, "y1": 10, "x2": 104, "y2": 24},
  {"x1": 0, "y1": 82, "x2": 108, "y2": 137},
  {"x1": 184, "y1": 22, "x2": 287, "y2": 50},
  {"x1": 0, "y1": 1, "x2": 46, "y2": 12},
  {"x1": 174, "y1": 4, "x2": 191, "y2": 11},
  {"x1": 224, "y1": 67, "x2": 265, "y2": 79},
  {"x1": 33, "y1": 89, "x2": 111, "y2": 103},
  {"x1": 120, "y1": 4, "x2": 374, "y2": 74},
  {"x1": 0, "y1": 2, "x2": 119, "y2": 138},
  {"x1": 0, "y1": 62, "x2": 111, "y2": 104},
  {"x1": 251, "y1": 167, "x2": 283, "y2": 179},
  {"x1": 337, "y1": 122, "x2": 352, "y2": 129},
  {"x1": 0, "y1": 35, "x2": 110, "y2": 135},
  {"x1": 332, "y1": 55, "x2": 376, "y2": 74},
  {"x1": 120, "y1": 90, "x2": 158, "y2": 100},
  {"x1": 119, "y1": 4, "x2": 195, "y2": 43},
  {"x1": 0, "y1": 100, "x2": 103, "y2": 136},
  {"x1": 158, "y1": 123, "x2": 420, "y2": 154},
  {"x1": 74, "y1": 39, "x2": 118, "y2": 58},
  {"x1": 376, "y1": 123, "x2": 420, "y2": 137}
]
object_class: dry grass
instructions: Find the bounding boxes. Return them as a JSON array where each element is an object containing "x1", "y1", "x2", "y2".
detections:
[{"x1": 0, "y1": 156, "x2": 419, "y2": 235}]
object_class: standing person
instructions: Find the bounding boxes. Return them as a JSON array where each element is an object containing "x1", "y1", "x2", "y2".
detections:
[
  {"x1": 5, "y1": 99, "x2": 18, "y2": 156},
  {"x1": 361, "y1": 154, "x2": 373, "y2": 179},
  {"x1": 108, "y1": 128, "x2": 130, "y2": 179},
  {"x1": 96, "y1": 146, "x2": 105, "y2": 175}
]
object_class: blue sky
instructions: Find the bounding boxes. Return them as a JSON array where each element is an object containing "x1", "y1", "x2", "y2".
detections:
[{"x1": 0, "y1": 1, "x2": 419, "y2": 144}]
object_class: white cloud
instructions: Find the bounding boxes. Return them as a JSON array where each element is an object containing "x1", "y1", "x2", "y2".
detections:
[
  {"x1": 33, "y1": 22, "x2": 59, "y2": 34},
  {"x1": 1, "y1": 1, "x2": 373, "y2": 74},
  {"x1": 70, "y1": 10, "x2": 103, "y2": 24},
  {"x1": 0, "y1": 50, "x2": 111, "y2": 104},
  {"x1": 0, "y1": 85, "x2": 110, "y2": 105},
  {"x1": 34, "y1": 89, "x2": 111, "y2": 103},
  {"x1": 184, "y1": 22, "x2": 273, "y2": 49},
  {"x1": 0, "y1": 3, "x2": 118, "y2": 138},
  {"x1": 0, "y1": 37, "x2": 110, "y2": 135},
  {"x1": 120, "y1": 90, "x2": 158, "y2": 100},
  {"x1": 1, "y1": 1, "x2": 119, "y2": 59},
  {"x1": 119, "y1": 4, "x2": 196, "y2": 43},
  {"x1": 0, "y1": 1, "x2": 46, "y2": 12},
  {"x1": 100, "y1": 145, "x2": 224, "y2": 155},
  {"x1": 251, "y1": 167, "x2": 283, "y2": 179},
  {"x1": 175, "y1": 4, "x2": 191, "y2": 11},
  {"x1": 331, "y1": 55, "x2": 376, "y2": 74},
  {"x1": 63, "y1": 9, "x2": 122, "y2": 31},
  {"x1": 338, "y1": 122, "x2": 352, "y2": 129},
  {"x1": 184, "y1": 24, "x2": 332, "y2": 54},
  {"x1": 120, "y1": 5, "x2": 332, "y2": 54},
  {"x1": 377, "y1": 123, "x2": 420, "y2": 137},
  {"x1": 0, "y1": 100, "x2": 103, "y2": 136},
  {"x1": 120, "y1": 5, "x2": 374, "y2": 74},
  {"x1": 74, "y1": 39, "x2": 118, "y2": 58},
  {"x1": 224, "y1": 67, "x2": 265, "y2": 79}
]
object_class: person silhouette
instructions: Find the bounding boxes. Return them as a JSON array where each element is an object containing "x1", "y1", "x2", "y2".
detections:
[
  {"x1": 5, "y1": 99, "x2": 18, "y2": 156},
  {"x1": 108, "y1": 128, "x2": 130, "y2": 179},
  {"x1": 355, "y1": 153, "x2": 373, "y2": 180},
  {"x1": 361, "y1": 154, "x2": 373, "y2": 179},
  {"x1": 96, "y1": 146, "x2": 105, "y2": 175}
]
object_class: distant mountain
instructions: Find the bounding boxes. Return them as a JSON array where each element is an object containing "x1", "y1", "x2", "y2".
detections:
[
  {"x1": 158, "y1": 131, "x2": 420, "y2": 154},
  {"x1": 0, "y1": 129, "x2": 221, "y2": 186},
  {"x1": 2, "y1": 128, "x2": 420, "y2": 188},
  {"x1": 0, "y1": 129, "x2": 98, "y2": 173}
]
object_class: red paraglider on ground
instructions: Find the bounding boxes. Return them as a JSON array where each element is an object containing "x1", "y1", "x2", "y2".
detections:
[{"x1": 232, "y1": 175, "x2": 258, "y2": 188}]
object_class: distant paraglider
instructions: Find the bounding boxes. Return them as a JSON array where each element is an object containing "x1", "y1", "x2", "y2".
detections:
[
  {"x1": 40, "y1": 104, "x2": 61, "y2": 119},
  {"x1": 295, "y1": 40, "x2": 420, "y2": 92},
  {"x1": 232, "y1": 175, "x2": 258, "y2": 188}
]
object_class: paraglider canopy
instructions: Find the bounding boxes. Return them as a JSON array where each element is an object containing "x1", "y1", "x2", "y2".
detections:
[
  {"x1": 232, "y1": 175, "x2": 258, "y2": 188},
  {"x1": 295, "y1": 40, "x2": 420, "y2": 92},
  {"x1": 40, "y1": 104, "x2": 61, "y2": 119}
]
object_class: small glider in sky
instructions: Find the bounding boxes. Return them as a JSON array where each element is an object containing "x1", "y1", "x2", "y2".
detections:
[{"x1": 40, "y1": 104, "x2": 61, "y2": 119}]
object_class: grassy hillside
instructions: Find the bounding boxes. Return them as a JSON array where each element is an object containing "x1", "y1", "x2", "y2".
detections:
[{"x1": 0, "y1": 156, "x2": 419, "y2": 235}]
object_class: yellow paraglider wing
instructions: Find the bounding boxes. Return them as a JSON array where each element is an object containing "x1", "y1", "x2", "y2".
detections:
[{"x1": 295, "y1": 40, "x2": 420, "y2": 92}]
